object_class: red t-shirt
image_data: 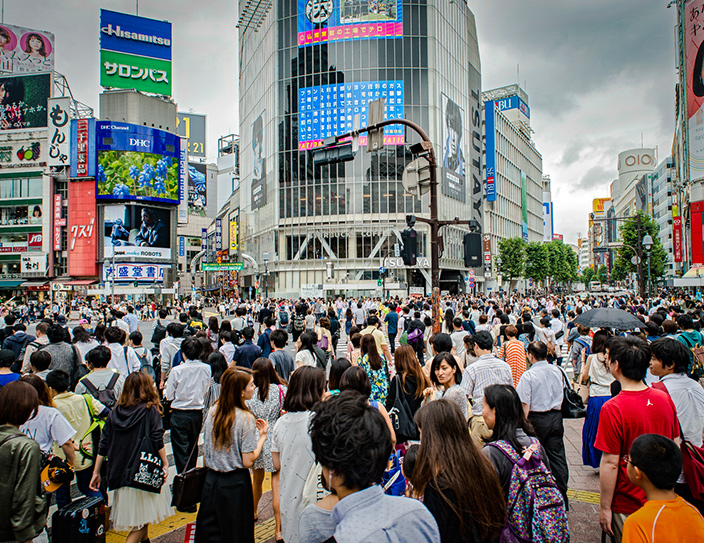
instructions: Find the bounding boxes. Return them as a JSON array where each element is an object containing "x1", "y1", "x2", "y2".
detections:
[{"x1": 594, "y1": 387, "x2": 679, "y2": 514}]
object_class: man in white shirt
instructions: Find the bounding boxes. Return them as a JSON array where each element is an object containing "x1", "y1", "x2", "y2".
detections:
[
  {"x1": 549, "y1": 309, "x2": 565, "y2": 366},
  {"x1": 122, "y1": 306, "x2": 140, "y2": 333},
  {"x1": 461, "y1": 331, "x2": 512, "y2": 446},
  {"x1": 159, "y1": 323, "x2": 186, "y2": 388},
  {"x1": 104, "y1": 326, "x2": 140, "y2": 376},
  {"x1": 516, "y1": 340, "x2": 569, "y2": 505},
  {"x1": 164, "y1": 336, "x2": 211, "y2": 502}
]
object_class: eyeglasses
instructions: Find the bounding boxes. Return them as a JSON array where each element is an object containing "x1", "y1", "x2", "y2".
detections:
[{"x1": 622, "y1": 455, "x2": 633, "y2": 465}]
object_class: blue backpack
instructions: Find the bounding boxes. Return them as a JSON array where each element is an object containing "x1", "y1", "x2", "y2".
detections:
[
  {"x1": 172, "y1": 349, "x2": 183, "y2": 368},
  {"x1": 574, "y1": 337, "x2": 591, "y2": 358}
]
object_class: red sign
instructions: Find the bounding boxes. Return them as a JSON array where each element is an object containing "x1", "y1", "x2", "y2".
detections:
[
  {"x1": 692, "y1": 201, "x2": 704, "y2": 265},
  {"x1": 552, "y1": 233, "x2": 563, "y2": 241},
  {"x1": 28, "y1": 233, "x2": 42, "y2": 248},
  {"x1": 76, "y1": 120, "x2": 89, "y2": 177},
  {"x1": 68, "y1": 180, "x2": 98, "y2": 277},
  {"x1": 674, "y1": 216, "x2": 683, "y2": 263},
  {"x1": 54, "y1": 194, "x2": 62, "y2": 251}
]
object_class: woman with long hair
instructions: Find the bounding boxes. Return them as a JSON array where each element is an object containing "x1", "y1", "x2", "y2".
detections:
[
  {"x1": 385, "y1": 345, "x2": 430, "y2": 442},
  {"x1": 294, "y1": 330, "x2": 318, "y2": 368},
  {"x1": 195, "y1": 366, "x2": 268, "y2": 542},
  {"x1": 89, "y1": 372, "x2": 172, "y2": 543},
  {"x1": 413, "y1": 400, "x2": 506, "y2": 543},
  {"x1": 579, "y1": 330, "x2": 614, "y2": 468},
  {"x1": 443, "y1": 307, "x2": 454, "y2": 334},
  {"x1": 94, "y1": 322, "x2": 106, "y2": 345},
  {"x1": 426, "y1": 353, "x2": 468, "y2": 419},
  {"x1": 345, "y1": 307, "x2": 354, "y2": 336},
  {"x1": 197, "y1": 335, "x2": 214, "y2": 364},
  {"x1": 359, "y1": 333, "x2": 389, "y2": 403},
  {"x1": 271, "y1": 366, "x2": 325, "y2": 543},
  {"x1": 498, "y1": 325, "x2": 526, "y2": 387},
  {"x1": 72, "y1": 325, "x2": 99, "y2": 364},
  {"x1": 347, "y1": 332, "x2": 362, "y2": 366},
  {"x1": 207, "y1": 316, "x2": 220, "y2": 351},
  {"x1": 219, "y1": 320, "x2": 232, "y2": 349},
  {"x1": 327, "y1": 357, "x2": 351, "y2": 396},
  {"x1": 316, "y1": 317, "x2": 334, "y2": 360},
  {"x1": 203, "y1": 352, "x2": 228, "y2": 426},
  {"x1": 482, "y1": 384, "x2": 547, "y2": 497},
  {"x1": 340, "y1": 366, "x2": 396, "y2": 447},
  {"x1": 247, "y1": 358, "x2": 287, "y2": 540}
]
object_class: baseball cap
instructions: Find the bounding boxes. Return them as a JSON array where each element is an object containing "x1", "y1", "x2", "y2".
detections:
[{"x1": 41, "y1": 456, "x2": 74, "y2": 492}]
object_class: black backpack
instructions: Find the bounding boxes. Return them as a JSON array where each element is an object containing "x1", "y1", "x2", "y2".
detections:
[
  {"x1": 150, "y1": 320, "x2": 167, "y2": 347},
  {"x1": 80, "y1": 372, "x2": 120, "y2": 409}
]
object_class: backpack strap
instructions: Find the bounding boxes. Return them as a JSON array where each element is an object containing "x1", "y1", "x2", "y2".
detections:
[
  {"x1": 0, "y1": 433, "x2": 23, "y2": 449},
  {"x1": 123, "y1": 346, "x2": 131, "y2": 375},
  {"x1": 486, "y1": 440, "x2": 522, "y2": 464},
  {"x1": 106, "y1": 372, "x2": 120, "y2": 391},
  {"x1": 81, "y1": 376, "x2": 100, "y2": 397}
]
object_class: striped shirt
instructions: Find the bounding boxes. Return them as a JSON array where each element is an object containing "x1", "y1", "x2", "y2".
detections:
[{"x1": 499, "y1": 340, "x2": 527, "y2": 387}]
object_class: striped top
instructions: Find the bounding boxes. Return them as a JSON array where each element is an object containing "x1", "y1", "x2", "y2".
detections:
[{"x1": 500, "y1": 340, "x2": 527, "y2": 387}]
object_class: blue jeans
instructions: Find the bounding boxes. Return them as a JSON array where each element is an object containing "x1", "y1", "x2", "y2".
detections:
[{"x1": 55, "y1": 467, "x2": 103, "y2": 509}]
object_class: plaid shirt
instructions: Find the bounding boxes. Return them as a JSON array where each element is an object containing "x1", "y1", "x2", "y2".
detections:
[{"x1": 461, "y1": 354, "x2": 513, "y2": 416}]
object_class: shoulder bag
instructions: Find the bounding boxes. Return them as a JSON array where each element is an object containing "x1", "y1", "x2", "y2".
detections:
[
  {"x1": 387, "y1": 376, "x2": 418, "y2": 442},
  {"x1": 171, "y1": 442, "x2": 208, "y2": 509},
  {"x1": 126, "y1": 409, "x2": 165, "y2": 494},
  {"x1": 559, "y1": 368, "x2": 586, "y2": 419}
]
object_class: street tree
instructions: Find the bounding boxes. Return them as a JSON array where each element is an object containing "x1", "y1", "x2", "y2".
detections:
[
  {"x1": 613, "y1": 211, "x2": 667, "y2": 294},
  {"x1": 580, "y1": 267, "x2": 595, "y2": 284},
  {"x1": 497, "y1": 237, "x2": 525, "y2": 284},
  {"x1": 546, "y1": 240, "x2": 578, "y2": 284},
  {"x1": 597, "y1": 264, "x2": 609, "y2": 284},
  {"x1": 525, "y1": 242, "x2": 549, "y2": 285}
]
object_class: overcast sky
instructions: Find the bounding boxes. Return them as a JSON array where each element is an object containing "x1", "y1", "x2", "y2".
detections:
[{"x1": 12, "y1": 0, "x2": 677, "y2": 243}]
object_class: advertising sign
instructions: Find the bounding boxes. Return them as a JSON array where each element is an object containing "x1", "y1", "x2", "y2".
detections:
[
  {"x1": 100, "y1": 49, "x2": 172, "y2": 96},
  {"x1": 46, "y1": 97, "x2": 70, "y2": 167},
  {"x1": 68, "y1": 180, "x2": 98, "y2": 277},
  {"x1": 685, "y1": 2, "x2": 704, "y2": 181},
  {"x1": 0, "y1": 137, "x2": 45, "y2": 168},
  {"x1": 298, "y1": 81, "x2": 403, "y2": 150},
  {"x1": 674, "y1": 215, "x2": 684, "y2": 263},
  {"x1": 103, "y1": 262, "x2": 167, "y2": 283},
  {"x1": 178, "y1": 136, "x2": 187, "y2": 223},
  {"x1": 103, "y1": 204, "x2": 172, "y2": 259},
  {"x1": 483, "y1": 234, "x2": 492, "y2": 275},
  {"x1": 552, "y1": 234, "x2": 564, "y2": 241},
  {"x1": 21, "y1": 254, "x2": 47, "y2": 274},
  {"x1": 54, "y1": 194, "x2": 62, "y2": 251},
  {"x1": 441, "y1": 94, "x2": 466, "y2": 203},
  {"x1": 543, "y1": 193, "x2": 554, "y2": 243},
  {"x1": 187, "y1": 163, "x2": 207, "y2": 216},
  {"x1": 96, "y1": 121, "x2": 181, "y2": 204},
  {"x1": 70, "y1": 119, "x2": 96, "y2": 178},
  {"x1": 230, "y1": 220, "x2": 238, "y2": 251},
  {"x1": 521, "y1": 171, "x2": 528, "y2": 242},
  {"x1": 202, "y1": 262, "x2": 244, "y2": 271},
  {"x1": 0, "y1": 72, "x2": 51, "y2": 130},
  {"x1": 178, "y1": 236, "x2": 185, "y2": 257},
  {"x1": 28, "y1": 232, "x2": 42, "y2": 249},
  {"x1": 0, "y1": 24, "x2": 54, "y2": 74},
  {"x1": 298, "y1": 0, "x2": 402, "y2": 47},
  {"x1": 484, "y1": 101, "x2": 497, "y2": 202},
  {"x1": 215, "y1": 218, "x2": 222, "y2": 251},
  {"x1": 492, "y1": 95, "x2": 530, "y2": 119},
  {"x1": 252, "y1": 112, "x2": 267, "y2": 210},
  {"x1": 592, "y1": 197, "x2": 610, "y2": 217},
  {"x1": 177, "y1": 112, "x2": 206, "y2": 157},
  {"x1": 201, "y1": 227, "x2": 207, "y2": 263},
  {"x1": 301, "y1": 283, "x2": 324, "y2": 298}
]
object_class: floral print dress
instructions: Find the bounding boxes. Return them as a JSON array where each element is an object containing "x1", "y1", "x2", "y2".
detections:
[
  {"x1": 246, "y1": 383, "x2": 287, "y2": 471},
  {"x1": 359, "y1": 354, "x2": 389, "y2": 404}
]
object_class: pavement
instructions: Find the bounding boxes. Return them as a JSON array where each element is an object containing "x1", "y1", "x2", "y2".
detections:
[{"x1": 44, "y1": 312, "x2": 603, "y2": 543}]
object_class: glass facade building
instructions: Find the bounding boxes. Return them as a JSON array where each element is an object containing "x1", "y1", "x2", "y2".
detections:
[{"x1": 239, "y1": 0, "x2": 483, "y2": 297}]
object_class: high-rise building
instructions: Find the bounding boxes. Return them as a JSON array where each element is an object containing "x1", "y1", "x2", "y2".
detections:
[
  {"x1": 651, "y1": 157, "x2": 677, "y2": 277},
  {"x1": 612, "y1": 148, "x2": 656, "y2": 218},
  {"x1": 238, "y1": 0, "x2": 484, "y2": 297}
]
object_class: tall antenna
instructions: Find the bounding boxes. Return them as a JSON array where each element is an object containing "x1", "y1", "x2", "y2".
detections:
[{"x1": 136, "y1": 0, "x2": 139, "y2": 15}]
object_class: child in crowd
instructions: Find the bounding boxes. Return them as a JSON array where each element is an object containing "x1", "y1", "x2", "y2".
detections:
[{"x1": 622, "y1": 434, "x2": 704, "y2": 542}]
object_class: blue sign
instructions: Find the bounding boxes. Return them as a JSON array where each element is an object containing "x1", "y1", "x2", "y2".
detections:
[
  {"x1": 298, "y1": 81, "x2": 404, "y2": 149},
  {"x1": 493, "y1": 95, "x2": 530, "y2": 119},
  {"x1": 179, "y1": 236, "x2": 185, "y2": 257},
  {"x1": 96, "y1": 121, "x2": 180, "y2": 156},
  {"x1": 379, "y1": 267, "x2": 386, "y2": 274},
  {"x1": 484, "y1": 101, "x2": 497, "y2": 202},
  {"x1": 100, "y1": 9, "x2": 172, "y2": 61},
  {"x1": 69, "y1": 119, "x2": 97, "y2": 178}
]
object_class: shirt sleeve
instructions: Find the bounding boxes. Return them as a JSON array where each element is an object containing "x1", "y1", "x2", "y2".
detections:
[
  {"x1": 270, "y1": 418, "x2": 281, "y2": 453},
  {"x1": 515, "y1": 373, "x2": 532, "y2": 407},
  {"x1": 621, "y1": 512, "x2": 648, "y2": 543},
  {"x1": 593, "y1": 401, "x2": 621, "y2": 454},
  {"x1": 164, "y1": 369, "x2": 177, "y2": 401},
  {"x1": 50, "y1": 409, "x2": 77, "y2": 446},
  {"x1": 239, "y1": 413, "x2": 259, "y2": 453}
]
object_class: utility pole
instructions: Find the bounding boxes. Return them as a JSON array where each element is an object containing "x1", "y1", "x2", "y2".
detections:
[{"x1": 314, "y1": 118, "x2": 478, "y2": 334}]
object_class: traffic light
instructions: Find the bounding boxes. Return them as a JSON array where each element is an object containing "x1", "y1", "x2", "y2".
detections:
[
  {"x1": 401, "y1": 228, "x2": 417, "y2": 266},
  {"x1": 463, "y1": 232, "x2": 481, "y2": 268},
  {"x1": 377, "y1": 279, "x2": 383, "y2": 287},
  {"x1": 313, "y1": 144, "x2": 356, "y2": 166}
]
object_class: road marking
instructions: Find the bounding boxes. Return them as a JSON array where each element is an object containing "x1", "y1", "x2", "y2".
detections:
[{"x1": 567, "y1": 489, "x2": 600, "y2": 505}]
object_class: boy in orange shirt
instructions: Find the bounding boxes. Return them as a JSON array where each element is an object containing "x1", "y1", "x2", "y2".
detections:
[{"x1": 622, "y1": 434, "x2": 704, "y2": 543}]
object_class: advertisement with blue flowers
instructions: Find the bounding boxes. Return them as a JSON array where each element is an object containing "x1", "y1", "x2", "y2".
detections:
[{"x1": 95, "y1": 121, "x2": 181, "y2": 205}]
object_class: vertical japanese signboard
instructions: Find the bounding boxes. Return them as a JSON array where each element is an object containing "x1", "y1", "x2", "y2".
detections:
[
  {"x1": 229, "y1": 220, "x2": 238, "y2": 251},
  {"x1": 201, "y1": 227, "x2": 208, "y2": 263},
  {"x1": 673, "y1": 215, "x2": 684, "y2": 263},
  {"x1": 70, "y1": 118, "x2": 95, "y2": 178},
  {"x1": 68, "y1": 180, "x2": 98, "y2": 277},
  {"x1": 47, "y1": 97, "x2": 70, "y2": 167},
  {"x1": 521, "y1": 171, "x2": 528, "y2": 242},
  {"x1": 53, "y1": 194, "x2": 63, "y2": 251},
  {"x1": 483, "y1": 234, "x2": 492, "y2": 275},
  {"x1": 215, "y1": 218, "x2": 222, "y2": 251},
  {"x1": 687, "y1": 0, "x2": 704, "y2": 180}
]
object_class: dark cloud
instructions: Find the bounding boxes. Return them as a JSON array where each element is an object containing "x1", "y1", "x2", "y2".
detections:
[{"x1": 577, "y1": 165, "x2": 612, "y2": 191}]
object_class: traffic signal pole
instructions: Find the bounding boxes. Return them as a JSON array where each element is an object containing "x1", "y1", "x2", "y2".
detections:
[{"x1": 315, "y1": 118, "x2": 474, "y2": 334}]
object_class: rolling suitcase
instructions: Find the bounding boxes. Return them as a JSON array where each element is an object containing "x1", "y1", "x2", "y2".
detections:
[{"x1": 51, "y1": 496, "x2": 107, "y2": 543}]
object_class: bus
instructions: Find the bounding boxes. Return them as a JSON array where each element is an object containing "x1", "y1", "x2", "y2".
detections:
[{"x1": 589, "y1": 281, "x2": 602, "y2": 292}]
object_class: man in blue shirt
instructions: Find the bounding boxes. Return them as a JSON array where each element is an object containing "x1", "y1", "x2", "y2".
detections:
[
  {"x1": 300, "y1": 390, "x2": 440, "y2": 543},
  {"x1": 384, "y1": 303, "x2": 399, "y2": 355},
  {"x1": 256, "y1": 317, "x2": 276, "y2": 358},
  {"x1": 233, "y1": 327, "x2": 262, "y2": 369}
]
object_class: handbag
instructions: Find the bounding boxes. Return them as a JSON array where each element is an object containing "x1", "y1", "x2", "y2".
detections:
[
  {"x1": 387, "y1": 377, "x2": 418, "y2": 442},
  {"x1": 653, "y1": 381, "x2": 704, "y2": 500},
  {"x1": 301, "y1": 462, "x2": 330, "y2": 508},
  {"x1": 559, "y1": 368, "x2": 586, "y2": 419},
  {"x1": 126, "y1": 410, "x2": 165, "y2": 494},
  {"x1": 316, "y1": 332, "x2": 329, "y2": 351},
  {"x1": 381, "y1": 451, "x2": 407, "y2": 496},
  {"x1": 171, "y1": 443, "x2": 208, "y2": 509}
]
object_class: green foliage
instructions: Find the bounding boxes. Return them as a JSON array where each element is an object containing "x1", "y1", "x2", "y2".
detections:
[
  {"x1": 525, "y1": 242, "x2": 549, "y2": 284},
  {"x1": 597, "y1": 265, "x2": 609, "y2": 284},
  {"x1": 614, "y1": 211, "x2": 668, "y2": 282},
  {"x1": 580, "y1": 267, "x2": 595, "y2": 284},
  {"x1": 97, "y1": 150, "x2": 179, "y2": 201},
  {"x1": 497, "y1": 237, "x2": 526, "y2": 282},
  {"x1": 545, "y1": 240, "x2": 578, "y2": 283}
]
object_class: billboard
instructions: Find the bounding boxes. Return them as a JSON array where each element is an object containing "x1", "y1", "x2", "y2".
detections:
[
  {"x1": 0, "y1": 72, "x2": 51, "y2": 130},
  {"x1": 492, "y1": 95, "x2": 530, "y2": 119},
  {"x1": 252, "y1": 112, "x2": 267, "y2": 210},
  {"x1": 103, "y1": 262, "x2": 168, "y2": 283},
  {"x1": 96, "y1": 121, "x2": 181, "y2": 204},
  {"x1": 187, "y1": 163, "x2": 207, "y2": 215},
  {"x1": 674, "y1": 215, "x2": 683, "y2": 263},
  {"x1": 441, "y1": 94, "x2": 466, "y2": 203},
  {"x1": 484, "y1": 101, "x2": 497, "y2": 202},
  {"x1": 68, "y1": 180, "x2": 98, "y2": 277},
  {"x1": 521, "y1": 171, "x2": 528, "y2": 242},
  {"x1": 592, "y1": 197, "x2": 610, "y2": 217},
  {"x1": 47, "y1": 97, "x2": 70, "y2": 167},
  {"x1": 0, "y1": 24, "x2": 54, "y2": 73},
  {"x1": 103, "y1": 204, "x2": 172, "y2": 259},
  {"x1": 99, "y1": 9, "x2": 172, "y2": 96},
  {"x1": 298, "y1": 81, "x2": 404, "y2": 150},
  {"x1": 298, "y1": 0, "x2": 402, "y2": 47},
  {"x1": 0, "y1": 138, "x2": 45, "y2": 167},
  {"x1": 468, "y1": 66, "x2": 483, "y2": 239},
  {"x1": 230, "y1": 220, "x2": 238, "y2": 251},
  {"x1": 543, "y1": 192, "x2": 554, "y2": 242},
  {"x1": 688, "y1": 1, "x2": 704, "y2": 179},
  {"x1": 177, "y1": 113, "x2": 206, "y2": 157},
  {"x1": 70, "y1": 119, "x2": 97, "y2": 178}
]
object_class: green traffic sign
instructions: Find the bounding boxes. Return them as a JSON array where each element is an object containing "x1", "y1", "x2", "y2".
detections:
[{"x1": 202, "y1": 262, "x2": 244, "y2": 271}]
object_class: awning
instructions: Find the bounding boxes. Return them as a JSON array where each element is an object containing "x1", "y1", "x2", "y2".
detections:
[
  {"x1": 20, "y1": 281, "x2": 49, "y2": 287},
  {"x1": 682, "y1": 264, "x2": 704, "y2": 278},
  {"x1": 53, "y1": 280, "x2": 98, "y2": 286},
  {"x1": 0, "y1": 280, "x2": 23, "y2": 288}
]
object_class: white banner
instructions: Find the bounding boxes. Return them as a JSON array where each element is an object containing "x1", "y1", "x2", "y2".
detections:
[
  {"x1": 301, "y1": 283, "x2": 324, "y2": 298},
  {"x1": 21, "y1": 254, "x2": 47, "y2": 274},
  {"x1": 47, "y1": 97, "x2": 71, "y2": 166},
  {"x1": 103, "y1": 262, "x2": 168, "y2": 282}
]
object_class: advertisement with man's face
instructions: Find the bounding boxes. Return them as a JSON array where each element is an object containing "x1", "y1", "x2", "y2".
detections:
[
  {"x1": 187, "y1": 163, "x2": 207, "y2": 216},
  {"x1": 103, "y1": 204, "x2": 172, "y2": 259},
  {"x1": 441, "y1": 94, "x2": 466, "y2": 203},
  {"x1": 0, "y1": 24, "x2": 54, "y2": 74},
  {"x1": 251, "y1": 112, "x2": 267, "y2": 210},
  {"x1": 0, "y1": 72, "x2": 51, "y2": 130}
]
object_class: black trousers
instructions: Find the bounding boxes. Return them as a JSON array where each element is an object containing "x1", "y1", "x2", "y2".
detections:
[
  {"x1": 529, "y1": 409, "x2": 569, "y2": 507},
  {"x1": 170, "y1": 408, "x2": 203, "y2": 474},
  {"x1": 195, "y1": 469, "x2": 254, "y2": 543},
  {"x1": 389, "y1": 333, "x2": 397, "y2": 354}
]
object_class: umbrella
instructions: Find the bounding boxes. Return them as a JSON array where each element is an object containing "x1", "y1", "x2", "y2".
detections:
[{"x1": 572, "y1": 308, "x2": 643, "y2": 330}]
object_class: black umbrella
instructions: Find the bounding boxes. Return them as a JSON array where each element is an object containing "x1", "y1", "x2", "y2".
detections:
[{"x1": 573, "y1": 308, "x2": 643, "y2": 330}]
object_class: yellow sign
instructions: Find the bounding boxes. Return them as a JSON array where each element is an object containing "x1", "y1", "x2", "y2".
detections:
[
  {"x1": 230, "y1": 221, "x2": 238, "y2": 251},
  {"x1": 592, "y1": 198, "x2": 610, "y2": 215}
]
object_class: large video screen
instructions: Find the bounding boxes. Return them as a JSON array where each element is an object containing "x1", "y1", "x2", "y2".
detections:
[
  {"x1": 187, "y1": 163, "x2": 207, "y2": 216},
  {"x1": 96, "y1": 121, "x2": 181, "y2": 205},
  {"x1": 0, "y1": 72, "x2": 51, "y2": 130},
  {"x1": 298, "y1": 0, "x2": 402, "y2": 47},
  {"x1": 103, "y1": 204, "x2": 172, "y2": 260},
  {"x1": 298, "y1": 80, "x2": 404, "y2": 150}
]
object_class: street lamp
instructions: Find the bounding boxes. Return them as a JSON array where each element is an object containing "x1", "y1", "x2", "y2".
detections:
[
  {"x1": 643, "y1": 234, "x2": 653, "y2": 298},
  {"x1": 262, "y1": 252, "x2": 270, "y2": 300},
  {"x1": 496, "y1": 256, "x2": 503, "y2": 291}
]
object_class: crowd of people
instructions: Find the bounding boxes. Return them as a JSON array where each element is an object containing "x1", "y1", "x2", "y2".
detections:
[{"x1": 1, "y1": 290, "x2": 704, "y2": 542}]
